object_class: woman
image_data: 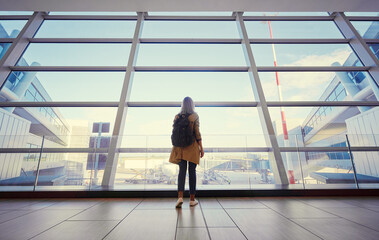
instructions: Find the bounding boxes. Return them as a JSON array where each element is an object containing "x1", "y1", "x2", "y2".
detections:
[{"x1": 169, "y1": 97, "x2": 204, "y2": 208}]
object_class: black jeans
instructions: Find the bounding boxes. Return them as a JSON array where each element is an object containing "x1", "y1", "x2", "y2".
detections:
[{"x1": 178, "y1": 160, "x2": 197, "y2": 195}]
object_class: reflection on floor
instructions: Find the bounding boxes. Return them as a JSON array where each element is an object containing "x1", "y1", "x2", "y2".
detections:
[{"x1": 0, "y1": 196, "x2": 378, "y2": 239}]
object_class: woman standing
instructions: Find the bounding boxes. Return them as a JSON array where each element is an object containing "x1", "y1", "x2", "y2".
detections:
[{"x1": 169, "y1": 97, "x2": 204, "y2": 208}]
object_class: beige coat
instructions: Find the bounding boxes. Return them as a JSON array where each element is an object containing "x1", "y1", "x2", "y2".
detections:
[{"x1": 169, "y1": 112, "x2": 202, "y2": 165}]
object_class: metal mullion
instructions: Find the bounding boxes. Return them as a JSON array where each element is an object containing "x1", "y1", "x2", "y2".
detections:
[
  {"x1": 139, "y1": 38, "x2": 242, "y2": 44},
  {"x1": 280, "y1": 146, "x2": 379, "y2": 152},
  {"x1": 10, "y1": 66, "x2": 127, "y2": 71},
  {"x1": 266, "y1": 101, "x2": 379, "y2": 107},
  {"x1": 101, "y1": 12, "x2": 145, "y2": 187},
  {"x1": 1, "y1": 146, "x2": 378, "y2": 154},
  {"x1": 134, "y1": 66, "x2": 249, "y2": 72},
  {"x1": 0, "y1": 38, "x2": 15, "y2": 43},
  {"x1": 0, "y1": 102, "x2": 119, "y2": 107},
  {"x1": 346, "y1": 16, "x2": 379, "y2": 21},
  {"x1": 29, "y1": 38, "x2": 134, "y2": 43},
  {"x1": 144, "y1": 16, "x2": 235, "y2": 21},
  {"x1": 365, "y1": 39, "x2": 379, "y2": 44},
  {"x1": 257, "y1": 66, "x2": 370, "y2": 72},
  {"x1": 243, "y1": 16, "x2": 334, "y2": 21},
  {"x1": 0, "y1": 12, "x2": 46, "y2": 87},
  {"x1": 127, "y1": 102, "x2": 258, "y2": 107},
  {"x1": 0, "y1": 15, "x2": 31, "y2": 20},
  {"x1": 331, "y1": 12, "x2": 379, "y2": 99},
  {"x1": 250, "y1": 38, "x2": 350, "y2": 44},
  {"x1": 44, "y1": 15, "x2": 138, "y2": 20},
  {"x1": 10, "y1": 66, "x2": 370, "y2": 72},
  {"x1": 236, "y1": 12, "x2": 289, "y2": 185}
]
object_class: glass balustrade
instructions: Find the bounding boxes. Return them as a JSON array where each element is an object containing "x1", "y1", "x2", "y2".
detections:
[{"x1": 0, "y1": 134, "x2": 378, "y2": 191}]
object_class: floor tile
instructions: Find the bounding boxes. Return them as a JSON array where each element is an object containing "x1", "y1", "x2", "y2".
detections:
[
  {"x1": 177, "y1": 208, "x2": 206, "y2": 227},
  {"x1": 0, "y1": 200, "x2": 43, "y2": 210},
  {"x1": 321, "y1": 207, "x2": 379, "y2": 231},
  {"x1": 298, "y1": 198, "x2": 357, "y2": 208},
  {"x1": 136, "y1": 198, "x2": 191, "y2": 209},
  {"x1": 0, "y1": 209, "x2": 81, "y2": 240},
  {"x1": 202, "y1": 209, "x2": 235, "y2": 227},
  {"x1": 208, "y1": 227, "x2": 246, "y2": 240},
  {"x1": 176, "y1": 228, "x2": 209, "y2": 240},
  {"x1": 199, "y1": 198, "x2": 222, "y2": 209},
  {"x1": 31, "y1": 220, "x2": 119, "y2": 240},
  {"x1": 259, "y1": 199, "x2": 337, "y2": 219},
  {"x1": 69, "y1": 199, "x2": 140, "y2": 220},
  {"x1": 339, "y1": 197, "x2": 379, "y2": 208},
  {"x1": 104, "y1": 209, "x2": 177, "y2": 240},
  {"x1": 293, "y1": 218, "x2": 379, "y2": 240},
  {"x1": 226, "y1": 208, "x2": 321, "y2": 240},
  {"x1": 217, "y1": 197, "x2": 267, "y2": 209},
  {"x1": 43, "y1": 199, "x2": 100, "y2": 210},
  {"x1": 0, "y1": 210, "x2": 33, "y2": 224}
]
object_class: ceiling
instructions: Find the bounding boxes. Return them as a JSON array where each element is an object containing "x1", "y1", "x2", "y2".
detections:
[{"x1": 0, "y1": 0, "x2": 378, "y2": 12}]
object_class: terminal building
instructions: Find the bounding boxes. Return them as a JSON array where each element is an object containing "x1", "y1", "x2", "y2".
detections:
[
  {"x1": 0, "y1": 23, "x2": 76, "y2": 185},
  {"x1": 276, "y1": 19, "x2": 379, "y2": 184}
]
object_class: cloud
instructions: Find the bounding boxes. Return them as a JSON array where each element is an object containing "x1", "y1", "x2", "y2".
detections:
[{"x1": 262, "y1": 48, "x2": 351, "y2": 101}]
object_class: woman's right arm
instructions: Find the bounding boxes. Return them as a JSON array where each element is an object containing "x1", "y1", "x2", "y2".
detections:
[{"x1": 194, "y1": 116, "x2": 204, "y2": 158}]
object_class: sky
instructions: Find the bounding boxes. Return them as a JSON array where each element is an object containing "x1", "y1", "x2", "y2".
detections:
[{"x1": 0, "y1": 12, "x2": 376, "y2": 148}]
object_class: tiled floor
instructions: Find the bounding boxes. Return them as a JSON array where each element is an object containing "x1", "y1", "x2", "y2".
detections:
[{"x1": 0, "y1": 197, "x2": 378, "y2": 240}]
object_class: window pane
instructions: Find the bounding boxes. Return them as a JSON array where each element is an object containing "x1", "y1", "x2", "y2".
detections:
[
  {"x1": 16, "y1": 107, "x2": 117, "y2": 143},
  {"x1": 269, "y1": 106, "x2": 379, "y2": 144},
  {"x1": 252, "y1": 44, "x2": 361, "y2": 66},
  {"x1": 142, "y1": 21, "x2": 239, "y2": 38},
  {"x1": 369, "y1": 44, "x2": 379, "y2": 60},
  {"x1": 351, "y1": 21, "x2": 379, "y2": 39},
  {"x1": 49, "y1": 12, "x2": 137, "y2": 15},
  {"x1": 244, "y1": 12, "x2": 328, "y2": 16},
  {"x1": 0, "y1": 43, "x2": 11, "y2": 61},
  {"x1": 35, "y1": 20, "x2": 137, "y2": 38},
  {"x1": 259, "y1": 72, "x2": 376, "y2": 101},
  {"x1": 137, "y1": 44, "x2": 246, "y2": 66},
  {"x1": 0, "y1": 72, "x2": 125, "y2": 102},
  {"x1": 130, "y1": 72, "x2": 255, "y2": 101},
  {"x1": 17, "y1": 43, "x2": 131, "y2": 66},
  {"x1": 0, "y1": 20, "x2": 27, "y2": 38},
  {"x1": 122, "y1": 107, "x2": 266, "y2": 147},
  {"x1": 245, "y1": 21, "x2": 343, "y2": 38}
]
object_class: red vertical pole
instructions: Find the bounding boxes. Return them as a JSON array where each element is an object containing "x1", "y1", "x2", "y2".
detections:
[{"x1": 268, "y1": 21, "x2": 295, "y2": 184}]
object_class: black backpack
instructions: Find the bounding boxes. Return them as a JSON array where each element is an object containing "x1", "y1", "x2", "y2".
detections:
[{"x1": 171, "y1": 114, "x2": 194, "y2": 147}]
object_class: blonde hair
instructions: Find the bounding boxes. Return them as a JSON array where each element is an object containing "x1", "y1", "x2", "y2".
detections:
[{"x1": 180, "y1": 96, "x2": 195, "y2": 115}]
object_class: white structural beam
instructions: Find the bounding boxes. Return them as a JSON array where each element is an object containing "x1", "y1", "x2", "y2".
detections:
[
  {"x1": 332, "y1": 12, "x2": 379, "y2": 92},
  {"x1": 0, "y1": 12, "x2": 46, "y2": 88},
  {"x1": 236, "y1": 12, "x2": 289, "y2": 185},
  {"x1": 101, "y1": 12, "x2": 145, "y2": 188}
]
